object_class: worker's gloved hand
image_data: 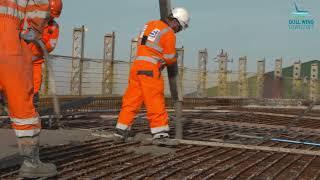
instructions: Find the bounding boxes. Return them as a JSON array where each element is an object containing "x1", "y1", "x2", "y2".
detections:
[
  {"x1": 20, "y1": 28, "x2": 38, "y2": 43},
  {"x1": 159, "y1": 61, "x2": 167, "y2": 71}
]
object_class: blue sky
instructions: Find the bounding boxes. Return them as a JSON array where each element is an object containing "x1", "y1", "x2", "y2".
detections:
[{"x1": 54, "y1": 0, "x2": 320, "y2": 72}]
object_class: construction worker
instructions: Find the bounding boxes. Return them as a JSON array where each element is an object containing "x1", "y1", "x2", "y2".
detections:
[
  {"x1": 114, "y1": 7, "x2": 190, "y2": 144},
  {"x1": 0, "y1": 0, "x2": 58, "y2": 178},
  {"x1": 28, "y1": 19, "x2": 60, "y2": 108}
]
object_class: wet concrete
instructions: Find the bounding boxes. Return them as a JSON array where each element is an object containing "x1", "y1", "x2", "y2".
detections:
[
  {"x1": 0, "y1": 128, "x2": 96, "y2": 159},
  {"x1": 129, "y1": 133, "x2": 177, "y2": 156},
  {"x1": 126, "y1": 145, "x2": 176, "y2": 156}
]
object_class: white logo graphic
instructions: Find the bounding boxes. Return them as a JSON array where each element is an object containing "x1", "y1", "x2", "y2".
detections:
[{"x1": 148, "y1": 29, "x2": 160, "y2": 42}]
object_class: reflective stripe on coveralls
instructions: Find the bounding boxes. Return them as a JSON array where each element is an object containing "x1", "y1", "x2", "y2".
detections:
[
  {"x1": 11, "y1": 117, "x2": 41, "y2": 137},
  {"x1": 25, "y1": 0, "x2": 50, "y2": 33},
  {"x1": 145, "y1": 41, "x2": 163, "y2": 52},
  {"x1": 134, "y1": 56, "x2": 166, "y2": 65},
  {"x1": 0, "y1": 6, "x2": 25, "y2": 19}
]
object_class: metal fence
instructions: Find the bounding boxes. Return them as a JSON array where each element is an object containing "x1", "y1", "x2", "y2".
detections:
[
  {"x1": 39, "y1": 27, "x2": 319, "y2": 100},
  {"x1": 42, "y1": 54, "x2": 319, "y2": 101}
]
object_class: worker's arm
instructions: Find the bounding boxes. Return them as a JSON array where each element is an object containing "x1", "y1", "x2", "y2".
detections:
[
  {"x1": 161, "y1": 31, "x2": 177, "y2": 66},
  {"x1": 26, "y1": 20, "x2": 60, "y2": 60},
  {"x1": 43, "y1": 20, "x2": 60, "y2": 53},
  {"x1": 25, "y1": 0, "x2": 51, "y2": 34}
]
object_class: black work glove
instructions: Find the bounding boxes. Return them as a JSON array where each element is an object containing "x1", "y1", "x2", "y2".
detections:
[{"x1": 159, "y1": 61, "x2": 167, "y2": 71}]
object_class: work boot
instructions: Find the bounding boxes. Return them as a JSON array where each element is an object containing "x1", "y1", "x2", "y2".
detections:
[
  {"x1": 152, "y1": 132, "x2": 179, "y2": 146},
  {"x1": 113, "y1": 128, "x2": 134, "y2": 143},
  {"x1": 17, "y1": 136, "x2": 57, "y2": 178}
]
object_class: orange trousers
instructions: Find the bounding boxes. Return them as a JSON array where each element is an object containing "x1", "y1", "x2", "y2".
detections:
[
  {"x1": 33, "y1": 59, "x2": 45, "y2": 93},
  {"x1": 116, "y1": 60, "x2": 169, "y2": 134},
  {"x1": 0, "y1": 17, "x2": 39, "y2": 137},
  {"x1": 0, "y1": 17, "x2": 37, "y2": 119}
]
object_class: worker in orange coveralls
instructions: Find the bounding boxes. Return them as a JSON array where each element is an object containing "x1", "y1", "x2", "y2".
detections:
[
  {"x1": 0, "y1": 0, "x2": 59, "y2": 178},
  {"x1": 28, "y1": 19, "x2": 60, "y2": 108},
  {"x1": 27, "y1": 0, "x2": 62, "y2": 109},
  {"x1": 114, "y1": 7, "x2": 190, "y2": 145}
]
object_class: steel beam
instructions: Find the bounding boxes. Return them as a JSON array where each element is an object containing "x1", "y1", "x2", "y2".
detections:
[
  {"x1": 129, "y1": 37, "x2": 138, "y2": 69},
  {"x1": 102, "y1": 32, "x2": 115, "y2": 95},
  {"x1": 257, "y1": 59, "x2": 265, "y2": 98},
  {"x1": 71, "y1": 26, "x2": 85, "y2": 95},
  {"x1": 197, "y1": 49, "x2": 208, "y2": 97},
  {"x1": 273, "y1": 58, "x2": 283, "y2": 98},
  {"x1": 217, "y1": 50, "x2": 228, "y2": 96},
  {"x1": 293, "y1": 61, "x2": 302, "y2": 98},
  {"x1": 238, "y1": 56, "x2": 248, "y2": 97},
  {"x1": 310, "y1": 63, "x2": 319, "y2": 100},
  {"x1": 274, "y1": 58, "x2": 282, "y2": 80}
]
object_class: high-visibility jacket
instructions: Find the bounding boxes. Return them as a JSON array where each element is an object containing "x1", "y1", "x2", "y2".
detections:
[
  {"x1": 28, "y1": 20, "x2": 60, "y2": 61},
  {"x1": 25, "y1": 0, "x2": 51, "y2": 33},
  {"x1": 136, "y1": 20, "x2": 177, "y2": 66},
  {"x1": 0, "y1": 0, "x2": 50, "y2": 138},
  {"x1": 0, "y1": 1, "x2": 50, "y2": 29}
]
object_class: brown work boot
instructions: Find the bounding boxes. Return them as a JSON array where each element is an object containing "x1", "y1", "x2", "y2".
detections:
[
  {"x1": 152, "y1": 132, "x2": 179, "y2": 146},
  {"x1": 17, "y1": 136, "x2": 57, "y2": 178}
]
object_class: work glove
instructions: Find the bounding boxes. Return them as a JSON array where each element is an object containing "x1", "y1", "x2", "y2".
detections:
[
  {"x1": 20, "y1": 28, "x2": 38, "y2": 43},
  {"x1": 159, "y1": 61, "x2": 167, "y2": 71}
]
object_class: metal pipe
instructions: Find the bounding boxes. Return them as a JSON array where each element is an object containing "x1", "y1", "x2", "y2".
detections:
[
  {"x1": 158, "y1": 0, "x2": 184, "y2": 139},
  {"x1": 233, "y1": 133, "x2": 320, "y2": 147},
  {"x1": 270, "y1": 138, "x2": 320, "y2": 147},
  {"x1": 159, "y1": 0, "x2": 171, "y2": 21},
  {"x1": 36, "y1": 40, "x2": 61, "y2": 127}
]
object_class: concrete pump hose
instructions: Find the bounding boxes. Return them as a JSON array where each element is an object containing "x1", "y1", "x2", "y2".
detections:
[{"x1": 36, "y1": 40, "x2": 61, "y2": 123}]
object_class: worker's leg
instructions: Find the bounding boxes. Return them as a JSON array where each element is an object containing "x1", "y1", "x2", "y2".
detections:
[
  {"x1": 33, "y1": 59, "x2": 44, "y2": 109},
  {"x1": 138, "y1": 64, "x2": 169, "y2": 138},
  {"x1": 0, "y1": 18, "x2": 57, "y2": 177},
  {"x1": 115, "y1": 64, "x2": 143, "y2": 138}
]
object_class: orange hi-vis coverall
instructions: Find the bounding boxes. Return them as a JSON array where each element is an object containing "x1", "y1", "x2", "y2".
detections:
[
  {"x1": 0, "y1": 0, "x2": 50, "y2": 138},
  {"x1": 28, "y1": 20, "x2": 60, "y2": 93},
  {"x1": 116, "y1": 20, "x2": 177, "y2": 135}
]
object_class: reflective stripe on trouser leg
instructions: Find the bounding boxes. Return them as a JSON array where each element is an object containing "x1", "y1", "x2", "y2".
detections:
[
  {"x1": 11, "y1": 116, "x2": 41, "y2": 137},
  {"x1": 115, "y1": 122, "x2": 130, "y2": 131},
  {"x1": 137, "y1": 64, "x2": 169, "y2": 134},
  {"x1": 117, "y1": 64, "x2": 143, "y2": 129},
  {"x1": 151, "y1": 125, "x2": 170, "y2": 134}
]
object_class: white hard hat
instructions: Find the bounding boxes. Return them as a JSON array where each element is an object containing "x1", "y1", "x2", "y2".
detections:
[{"x1": 171, "y1": 7, "x2": 190, "y2": 30}]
